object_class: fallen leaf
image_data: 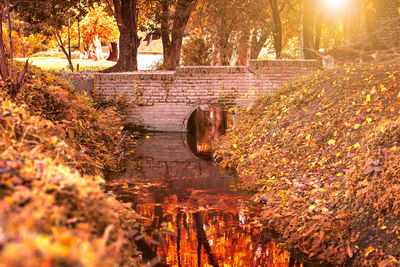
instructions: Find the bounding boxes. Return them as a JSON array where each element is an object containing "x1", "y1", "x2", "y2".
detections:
[{"x1": 365, "y1": 247, "x2": 375, "y2": 257}]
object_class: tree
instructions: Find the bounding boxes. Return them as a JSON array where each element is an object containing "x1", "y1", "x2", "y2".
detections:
[
  {"x1": 103, "y1": 0, "x2": 139, "y2": 72},
  {"x1": 302, "y1": 0, "x2": 316, "y2": 59},
  {"x1": 372, "y1": 0, "x2": 400, "y2": 49},
  {"x1": 80, "y1": 3, "x2": 119, "y2": 61},
  {"x1": 10, "y1": 0, "x2": 89, "y2": 71},
  {"x1": 268, "y1": 0, "x2": 283, "y2": 59},
  {"x1": 157, "y1": 0, "x2": 198, "y2": 70},
  {"x1": 188, "y1": 0, "x2": 269, "y2": 65},
  {"x1": 0, "y1": 0, "x2": 28, "y2": 99}
]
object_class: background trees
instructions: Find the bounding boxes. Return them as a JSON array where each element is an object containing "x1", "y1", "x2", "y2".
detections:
[
  {"x1": 156, "y1": 0, "x2": 198, "y2": 70},
  {"x1": 79, "y1": 4, "x2": 119, "y2": 61},
  {"x1": 10, "y1": 0, "x2": 89, "y2": 71},
  {"x1": 2, "y1": 0, "x2": 400, "y2": 72}
]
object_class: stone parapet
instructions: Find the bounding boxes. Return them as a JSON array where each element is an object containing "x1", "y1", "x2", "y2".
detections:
[{"x1": 65, "y1": 60, "x2": 319, "y2": 131}]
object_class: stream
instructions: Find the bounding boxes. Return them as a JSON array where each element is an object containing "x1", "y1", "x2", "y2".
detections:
[{"x1": 106, "y1": 106, "x2": 302, "y2": 266}]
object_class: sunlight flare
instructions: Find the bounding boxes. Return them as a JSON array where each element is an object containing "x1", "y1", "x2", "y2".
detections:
[{"x1": 324, "y1": 0, "x2": 348, "y2": 10}]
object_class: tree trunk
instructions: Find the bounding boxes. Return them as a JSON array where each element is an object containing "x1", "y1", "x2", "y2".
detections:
[
  {"x1": 146, "y1": 34, "x2": 153, "y2": 46},
  {"x1": 231, "y1": 29, "x2": 251, "y2": 66},
  {"x1": 161, "y1": 0, "x2": 171, "y2": 68},
  {"x1": 250, "y1": 30, "x2": 268, "y2": 59},
  {"x1": 302, "y1": 0, "x2": 315, "y2": 59},
  {"x1": 0, "y1": 3, "x2": 9, "y2": 80},
  {"x1": 107, "y1": 42, "x2": 119, "y2": 61},
  {"x1": 373, "y1": 0, "x2": 400, "y2": 49},
  {"x1": 54, "y1": 29, "x2": 74, "y2": 71},
  {"x1": 93, "y1": 35, "x2": 104, "y2": 61},
  {"x1": 67, "y1": 18, "x2": 73, "y2": 70},
  {"x1": 104, "y1": 0, "x2": 138, "y2": 72},
  {"x1": 314, "y1": 14, "x2": 322, "y2": 51},
  {"x1": 160, "y1": 0, "x2": 197, "y2": 70},
  {"x1": 6, "y1": 0, "x2": 13, "y2": 74},
  {"x1": 169, "y1": 31, "x2": 185, "y2": 70},
  {"x1": 77, "y1": 20, "x2": 81, "y2": 51},
  {"x1": 269, "y1": 0, "x2": 282, "y2": 59}
]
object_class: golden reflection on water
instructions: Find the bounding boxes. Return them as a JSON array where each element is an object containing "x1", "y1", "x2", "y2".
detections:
[
  {"x1": 131, "y1": 192, "x2": 295, "y2": 267},
  {"x1": 107, "y1": 131, "x2": 302, "y2": 267}
]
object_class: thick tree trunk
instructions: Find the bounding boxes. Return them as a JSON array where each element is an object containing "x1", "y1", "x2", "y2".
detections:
[
  {"x1": 211, "y1": 18, "x2": 224, "y2": 65},
  {"x1": 161, "y1": 0, "x2": 197, "y2": 70},
  {"x1": 106, "y1": 30, "x2": 138, "y2": 72},
  {"x1": 302, "y1": 0, "x2": 315, "y2": 59},
  {"x1": 231, "y1": 29, "x2": 251, "y2": 66},
  {"x1": 104, "y1": 0, "x2": 138, "y2": 72},
  {"x1": 250, "y1": 30, "x2": 268, "y2": 59},
  {"x1": 107, "y1": 42, "x2": 119, "y2": 61},
  {"x1": 373, "y1": 0, "x2": 400, "y2": 49},
  {"x1": 314, "y1": 14, "x2": 322, "y2": 51},
  {"x1": 169, "y1": 31, "x2": 185, "y2": 70},
  {"x1": 269, "y1": 0, "x2": 282, "y2": 59}
]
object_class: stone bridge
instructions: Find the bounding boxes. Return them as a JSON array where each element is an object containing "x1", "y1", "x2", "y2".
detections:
[{"x1": 91, "y1": 60, "x2": 318, "y2": 132}]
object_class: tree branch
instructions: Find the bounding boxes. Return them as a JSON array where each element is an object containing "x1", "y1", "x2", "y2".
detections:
[
  {"x1": 5, "y1": 0, "x2": 13, "y2": 75},
  {"x1": 53, "y1": 29, "x2": 74, "y2": 71},
  {"x1": 0, "y1": 3, "x2": 9, "y2": 80},
  {"x1": 10, "y1": 59, "x2": 29, "y2": 99}
]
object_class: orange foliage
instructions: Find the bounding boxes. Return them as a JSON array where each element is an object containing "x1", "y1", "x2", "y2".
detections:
[
  {"x1": 80, "y1": 4, "x2": 119, "y2": 48},
  {"x1": 0, "y1": 65, "x2": 141, "y2": 266}
]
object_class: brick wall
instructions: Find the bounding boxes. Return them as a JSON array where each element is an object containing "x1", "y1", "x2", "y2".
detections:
[{"x1": 91, "y1": 60, "x2": 319, "y2": 132}]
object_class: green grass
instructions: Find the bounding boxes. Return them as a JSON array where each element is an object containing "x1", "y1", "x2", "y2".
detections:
[{"x1": 15, "y1": 57, "x2": 116, "y2": 72}]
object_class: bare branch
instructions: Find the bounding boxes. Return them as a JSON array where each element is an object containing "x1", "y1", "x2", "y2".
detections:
[
  {"x1": 0, "y1": 3, "x2": 9, "y2": 80},
  {"x1": 5, "y1": 0, "x2": 13, "y2": 75},
  {"x1": 10, "y1": 59, "x2": 28, "y2": 100}
]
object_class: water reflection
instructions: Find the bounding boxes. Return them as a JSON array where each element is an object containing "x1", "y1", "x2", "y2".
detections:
[
  {"x1": 106, "y1": 133, "x2": 301, "y2": 266},
  {"x1": 187, "y1": 104, "x2": 232, "y2": 159}
]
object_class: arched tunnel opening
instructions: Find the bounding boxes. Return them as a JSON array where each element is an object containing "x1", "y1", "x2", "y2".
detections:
[{"x1": 186, "y1": 104, "x2": 233, "y2": 160}]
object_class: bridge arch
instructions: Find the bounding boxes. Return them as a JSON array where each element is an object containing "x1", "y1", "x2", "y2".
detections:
[{"x1": 184, "y1": 102, "x2": 233, "y2": 158}]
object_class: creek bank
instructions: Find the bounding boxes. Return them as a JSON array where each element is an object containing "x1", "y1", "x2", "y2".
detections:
[
  {"x1": 0, "y1": 64, "x2": 143, "y2": 266},
  {"x1": 214, "y1": 64, "x2": 400, "y2": 266}
]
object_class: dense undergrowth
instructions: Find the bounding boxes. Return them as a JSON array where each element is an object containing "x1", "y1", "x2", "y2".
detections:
[
  {"x1": 0, "y1": 64, "x2": 143, "y2": 266},
  {"x1": 215, "y1": 64, "x2": 400, "y2": 266}
]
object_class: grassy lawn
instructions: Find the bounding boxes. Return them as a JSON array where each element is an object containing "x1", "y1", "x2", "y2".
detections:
[
  {"x1": 15, "y1": 40, "x2": 163, "y2": 72},
  {"x1": 15, "y1": 57, "x2": 116, "y2": 72}
]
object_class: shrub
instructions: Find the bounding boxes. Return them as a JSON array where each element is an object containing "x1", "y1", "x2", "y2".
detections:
[{"x1": 181, "y1": 35, "x2": 212, "y2": 66}]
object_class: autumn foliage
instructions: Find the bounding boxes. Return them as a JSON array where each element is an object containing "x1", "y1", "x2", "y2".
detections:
[
  {"x1": 0, "y1": 64, "x2": 142, "y2": 266},
  {"x1": 215, "y1": 63, "x2": 400, "y2": 266}
]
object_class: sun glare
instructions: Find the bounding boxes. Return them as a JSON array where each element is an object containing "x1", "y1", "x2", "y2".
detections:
[{"x1": 324, "y1": 0, "x2": 347, "y2": 10}]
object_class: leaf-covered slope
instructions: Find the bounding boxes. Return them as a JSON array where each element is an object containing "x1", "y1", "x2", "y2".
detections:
[
  {"x1": 1, "y1": 63, "x2": 130, "y2": 175},
  {"x1": 215, "y1": 64, "x2": 400, "y2": 266},
  {"x1": 0, "y1": 100, "x2": 141, "y2": 266},
  {"x1": 0, "y1": 65, "x2": 141, "y2": 266}
]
